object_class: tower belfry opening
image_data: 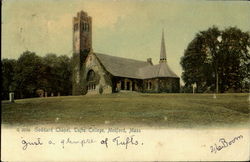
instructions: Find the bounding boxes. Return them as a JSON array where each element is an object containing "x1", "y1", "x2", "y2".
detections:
[{"x1": 73, "y1": 10, "x2": 92, "y2": 55}]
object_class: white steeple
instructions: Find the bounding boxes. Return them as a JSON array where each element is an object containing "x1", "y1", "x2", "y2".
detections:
[{"x1": 159, "y1": 29, "x2": 167, "y2": 63}]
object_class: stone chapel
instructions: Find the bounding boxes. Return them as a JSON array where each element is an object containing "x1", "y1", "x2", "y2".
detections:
[{"x1": 72, "y1": 11, "x2": 180, "y2": 95}]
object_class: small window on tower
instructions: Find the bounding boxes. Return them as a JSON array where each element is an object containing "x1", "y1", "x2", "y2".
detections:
[
  {"x1": 82, "y1": 23, "x2": 86, "y2": 31},
  {"x1": 74, "y1": 24, "x2": 78, "y2": 31},
  {"x1": 86, "y1": 24, "x2": 89, "y2": 31}
]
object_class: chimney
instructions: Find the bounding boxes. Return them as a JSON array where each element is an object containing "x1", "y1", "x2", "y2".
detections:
[{"x1": 147, "y1": 58, "x2": 153, "y2": 65}]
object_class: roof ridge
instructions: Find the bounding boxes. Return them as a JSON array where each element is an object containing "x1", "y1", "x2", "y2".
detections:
[{"x1": 94, "y1": 52, "x2": 148, "y2": 63}]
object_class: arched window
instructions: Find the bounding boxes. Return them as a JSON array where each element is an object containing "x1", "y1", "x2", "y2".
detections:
[
  {"x1": 149, "y1": 82, "x2": 152, "y2": 89},
  {"x1": 87, "y1": 70, "x2": 95, "y2": 81},
  {"x1": 87, "y1": 70, "x2": 96, "y2": 91},
  {"x1": 147, "y1": 81, "x2": 152, "y2": 90}
]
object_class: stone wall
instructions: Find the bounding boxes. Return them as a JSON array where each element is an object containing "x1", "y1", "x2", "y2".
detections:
[
  {"x1": 84, "y1": 53, "x2": 113, "y2": 94},
  {"x1": 158, "y1": 77, "x2": 180, "y2": 93},
  {"x1": 113, "y1": 78, "x2": 142, "y2": 92},
  {"x1": 141, "y1": 77, "x2": 180, "y2": 93},
  {"x1": 143, "y1": 79, "x2": 159, "y2": 93},
  {"x1": 72, "y1": 52, "x2": 87, "y2": 95}
]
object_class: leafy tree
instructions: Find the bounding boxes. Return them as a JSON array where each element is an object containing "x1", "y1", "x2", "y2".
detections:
[
  {"x1": 57, "y1": 55, "x2": 72, "y2": 95},
  {"x1": 1, "y1": 59, "x2": 17, "y2": 100},
  {"x1": 181, "y1": 26, "x2": 250, "y2": 93},
  {"x1": 219, "y1": 27, "x2": 250, "y2": 92},
  {"x1": 42, "y1": 54, "x2": 72, "y2": 95},
  {"x1": 1, "y1": 51, "x2": 72, "y2": 100},
  {"x1": 42, "y1": 54, "x2": 60, "y2": 94},
  {"x1": 181, "y1": 32, "x2": 217, "y2": 93},
  {"x1": 199, "y1": 27, "x2": 221, "y2": 93},
  {"x1": 14, "y1": 51, "x2": 43, "y2": 98}
]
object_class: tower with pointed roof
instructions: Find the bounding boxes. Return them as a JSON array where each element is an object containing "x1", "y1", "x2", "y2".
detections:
[{"x1": 159, "y1": 30, "x2": 167, "y2": 63}]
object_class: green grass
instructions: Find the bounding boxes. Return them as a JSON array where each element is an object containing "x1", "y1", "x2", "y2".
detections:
[{"x1": 1, "y1": 93, "x2": 249, "y2": 128}]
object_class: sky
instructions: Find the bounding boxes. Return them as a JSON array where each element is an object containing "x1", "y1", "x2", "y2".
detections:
[{"x1": 2, "y1": 0, "x2": 250, "y2": 82}]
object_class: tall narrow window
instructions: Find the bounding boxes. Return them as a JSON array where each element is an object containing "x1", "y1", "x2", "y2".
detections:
[
  {"x1": 149, "y1": 82, "x2": 152, "y2": 89},
  {"x1": 126, "y1": 82, "x2": 130, "y2": 90},
  {"x1": 87, "y1": 70, "x2": 95, "y2": 91},
  {"x1": 74, "y1": 24, "x2": 78, "y2": 31},
  {"x1": 86, "y1": 24, "x2": 89, "y2": 31},
  {"x1": 132, "y1": 82, "x2": 135, "y2": 91},
  {"x1": 121, "y1": 81, "x2": 125, "y2": 90},
  {"x1": 82, "y1": 22, "x2": 85, "y2": 31}
]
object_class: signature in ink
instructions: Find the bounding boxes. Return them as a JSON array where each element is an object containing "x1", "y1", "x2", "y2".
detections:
[{"x1": 210, "y1": 135, "x2": 243, "y2": 154}]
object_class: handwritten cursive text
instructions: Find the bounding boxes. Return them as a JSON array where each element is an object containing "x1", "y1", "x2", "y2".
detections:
[{"x1": 210, "y1": 135, "x2": 243, "y2": 154}]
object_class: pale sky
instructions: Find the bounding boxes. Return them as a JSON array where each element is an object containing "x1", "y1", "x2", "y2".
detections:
[{"x1": 2, "y1": 0, "x2": 250, "y2": 81}]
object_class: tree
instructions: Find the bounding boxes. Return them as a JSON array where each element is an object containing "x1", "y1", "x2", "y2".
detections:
[
  {"x1": 199, "y1": 26, "x2": 221, "y2": 93},
  {"x1": 41, "y1": 54, "x2": 60, "y2": 94},
  {"x1": 1, "y1": 51, "x2": 72, "y2": 100},
  {"x1": 14, "y1": 51, "x2": 43, "y2": 98},
  {"x1": 1, "y1": 59, "x2": 17, "y2": 100},
  {"x1": 219, "y1": 27, "x2": 250, "y2": 92},
  {"x1": 180, "y1": 33, "x2": 215, "y2": 92},
  {"x1": 181, "y1": 26, "x2": 250, "y2": 93},
  {"x1": 57, "y1": 55, "x2": 72, "y2": 95},
  {"x1": 42, "y1": 54, "x2": 72, "y2": 96}
]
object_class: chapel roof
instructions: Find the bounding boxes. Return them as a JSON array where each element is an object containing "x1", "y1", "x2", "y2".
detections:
[
  {"x1": 95, "y1": 53, "x2": 151, "y2": 79},
  {"x1": 137, "y1": 63, "x2": 179, "y2": 79},
  {"x1": 94, "y1": 53, "x2": 179, "y2": 79}
]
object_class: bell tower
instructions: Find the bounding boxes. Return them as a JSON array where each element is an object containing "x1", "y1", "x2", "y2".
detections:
[{"x1": 72, "y1": 11, "x2": 92, "y2": 95}]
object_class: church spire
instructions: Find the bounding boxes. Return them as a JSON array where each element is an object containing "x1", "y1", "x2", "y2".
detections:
[{"x1": 159, "y1": 29, "x2": 167, "y2": 63}]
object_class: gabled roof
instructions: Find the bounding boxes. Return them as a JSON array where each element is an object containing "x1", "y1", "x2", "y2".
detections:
[
  {"x1": 94, "y1": 53, "x2": 179, "y2": 79},
  {"x1": 95, "y1": 53, "x2": 151, "y2": 79}
]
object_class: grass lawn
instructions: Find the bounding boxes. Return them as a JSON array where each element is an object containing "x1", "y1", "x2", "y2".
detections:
[{"x1": 1, "y1": 93, "x2": 249, "y2": 128}]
